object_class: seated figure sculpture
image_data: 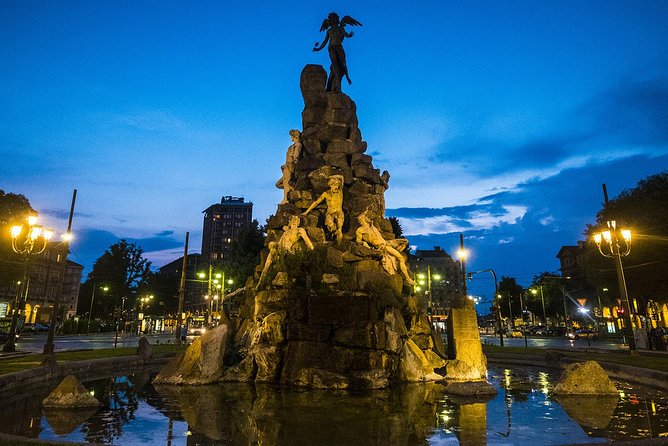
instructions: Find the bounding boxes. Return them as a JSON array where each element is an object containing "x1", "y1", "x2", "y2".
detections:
[
  {"x1": 302, "y1": 174, "x2": 344, "y2": 242},
  {"x1": 355, "y1": 211, "x2": 414, "y2": 285},
  {"x1": 256, "y1": 215, "x2": 314, "y2": 290}
]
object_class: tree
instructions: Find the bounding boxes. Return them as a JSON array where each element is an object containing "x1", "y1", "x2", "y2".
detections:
[
  {"x1": 387, "y1": 216, "x2": 403, "y2": 238},
  {"x1": 583, "y1": 172, "x2": 668, "y2": 304},
  {"x1": 225, "y1": 219, "x2": 266, "y2": 285},
  {"x1": 497, "y1": 276, "x2": 524, "y2": 322},
  {"x1": 85, "y1": 240, "x2": 151, "y2": 319},
  {"x1": 529, "y1": 272, "x2": 573, "y2": 324},
  {"x1": 0, "y1": 191, "x2": 35, "y2": 287}
]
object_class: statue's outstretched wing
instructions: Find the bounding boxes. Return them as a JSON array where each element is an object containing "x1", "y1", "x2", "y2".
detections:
[
  {"x1": 341, "y1": 16, "x2": 363, "y2": 27},
  {"x1": 319, "y1": 18, "x2": 331, "y2": 32}
]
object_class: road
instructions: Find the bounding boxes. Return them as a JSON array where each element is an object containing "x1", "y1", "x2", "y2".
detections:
[
  {"x1": 479, "y1": 333, "x2": 629, "y2": 350},
  {"x1": 12, "y1": 332, "x2": 179, "y2": 354},
  {"x1": 9, "y1": 332, "x2": 630, "y2": 355}
]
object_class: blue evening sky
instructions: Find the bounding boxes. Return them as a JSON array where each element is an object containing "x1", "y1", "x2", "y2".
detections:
[{"x1": 2, "y1": 1, "x2": 667, "y2": 302}]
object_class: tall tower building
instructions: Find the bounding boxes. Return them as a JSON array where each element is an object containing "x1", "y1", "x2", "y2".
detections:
[{"x1": 201, "y1": 196, "x2": 253, "y2": 263}]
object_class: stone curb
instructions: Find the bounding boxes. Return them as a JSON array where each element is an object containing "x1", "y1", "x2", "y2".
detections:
[
  {"x1": 0, "y1": 355, "x2": 171, "y2": 395},
  {"x1": 485, "y1": 351, "x2": 668, "y2": 391}
]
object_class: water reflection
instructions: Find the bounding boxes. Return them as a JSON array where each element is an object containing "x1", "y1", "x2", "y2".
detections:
[{"x1": 0, "y1": 366, "x2": 666, "y2": 445}]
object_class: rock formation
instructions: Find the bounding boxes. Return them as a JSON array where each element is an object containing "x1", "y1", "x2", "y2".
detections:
[
  {"x1": 221, "y1": 64, "x2": 454, "y2": 389},
  {"x1": 42, "y1": 375, "x2": 101, "y2": 408},
  {"x1": 154, "y1": 323, "x2": 229, "y2": 385},
  {"x1": 158, "y1": 64, "x2": 492, "y2": 390},
  {"x1": 553, "y1": 361, "x2": 618, "y2": 395}
]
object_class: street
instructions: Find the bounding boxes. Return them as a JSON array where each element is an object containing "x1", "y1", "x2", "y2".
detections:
[
  {"x1": 479, "y1": 333, "x2": 628, "y2": 350},
  {"x1": 11, "y1": 332, "x2": 179, "y2": 354}
]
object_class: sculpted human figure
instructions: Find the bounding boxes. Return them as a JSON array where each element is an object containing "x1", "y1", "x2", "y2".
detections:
[
  {"x1": 302, "y1": 175, "x2": 344, "y2": 242},
  {"x1": 313, "y1": 12, "x2": 362, "y2": 92},
  {"x1": 256, "y1": 215, "x2": 314, "y2": 290},
  {"x1": 355, "y1": 211, "x2": 414, "y2": 285},
  {"x1": 276, "y1": 130, "x2": 302, "y2": 205}
]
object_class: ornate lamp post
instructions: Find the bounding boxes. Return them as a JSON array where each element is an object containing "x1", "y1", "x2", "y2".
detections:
[
  {"x1": 3, "y1": 215, "x2": 53, "y2": 352},
  {"x1": 593, "y1": 220, "x2": 637, "y2": 353}
]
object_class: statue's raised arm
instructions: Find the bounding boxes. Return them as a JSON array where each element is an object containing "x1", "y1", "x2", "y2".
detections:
[{"x1": 313, "y1": 12, "x2": 363, "y2": 93}]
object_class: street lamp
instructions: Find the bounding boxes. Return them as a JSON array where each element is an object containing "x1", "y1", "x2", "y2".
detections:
[
  {"x1": 87, "y1": 284, "x2": 109, "y2": 333},
  {"x1": 3, "y1": 215, "x2": 54, "y2": 352},
  {"x1": 138, "y1": 294, "x2": 154, "y2": 333},
  {"x1": 530, "y1": 286, "x2": 548, "y2": 325},
  {"x1": 469, "y1": 269, "x2": 503, "y2": 347},
  {"x1": 593, "y1": 220, "x2": 637, "y2": 353}
]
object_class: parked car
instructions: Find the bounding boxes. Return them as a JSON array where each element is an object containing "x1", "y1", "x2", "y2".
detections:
[
  {"x1": 547, "y1": 326, "x2": 567, "y2": 337},
  {"x1": 22, "y1": 323, "x2": 49, "y2": 333}
]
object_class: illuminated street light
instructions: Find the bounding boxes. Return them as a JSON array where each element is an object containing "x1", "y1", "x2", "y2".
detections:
[
  {"x1": 3, "y1": 214, "x2": 54, "y2": 352},
  {"x1": 593, "y1": 219, "x2": 636, "y2": 353}
]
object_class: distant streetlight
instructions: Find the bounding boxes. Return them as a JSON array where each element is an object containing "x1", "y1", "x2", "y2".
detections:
[
  {"x1": 530, "y1": 286, "x2": 548, "y2": 325},
  {"x1": 87, "y1": 284, "x2": 109, "y2": 333},
  {"x1": 469, "y1": 269, "x2": 503, "y2": 347},
  {"x1": 3, "y1": 214, "x2": 54, "y2": 352}
]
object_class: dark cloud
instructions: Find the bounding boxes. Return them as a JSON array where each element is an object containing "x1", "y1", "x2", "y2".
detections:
[
  {"x1": 402, "y1": 154, "x2": 668, "y2": 294},
  {"x1": 587, "y1": 76, "x2": 668, "y2": 146},
  {"x1": 428, "y1": 73, "x2": 668, "y2": 176},
  {"x1": 155, "y1": 230, "x2": 175, "y2": 237},
  {"x1": 40, "y1": 208, "x2": 93, "y2": 219},
  {"x1": 388, "y1": 202, "x2": 508, "y2": 221}
]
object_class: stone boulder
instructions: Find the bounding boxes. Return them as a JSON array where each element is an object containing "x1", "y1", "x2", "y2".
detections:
[
  {"x1": 399, "y1": 339, "x2": 443, "y2": 382},
  {"x1": 442, "y1": 380, "x2": 497, "y2": 397},
  {"x1": 154, "y1": 323, "x2": 229, "y2": 385},
  {"x1": 136, "y1": 335, "x2": 152, "y2": 363},
  {"x1": 553, "y1": 361, "x2": 618, "y2": 395},
  {"x1": 42, "y1": 375, "x2": 101, "y2": 408}
]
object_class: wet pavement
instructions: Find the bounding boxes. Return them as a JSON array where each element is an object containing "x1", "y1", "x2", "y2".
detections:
[{"x1": 5, "y1": 332, "x2": 179, "y2": 355}]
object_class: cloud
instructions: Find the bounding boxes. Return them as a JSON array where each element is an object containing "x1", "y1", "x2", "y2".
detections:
[{"x1": 39, "y1": 208, "x2": 94, "y2": 219}]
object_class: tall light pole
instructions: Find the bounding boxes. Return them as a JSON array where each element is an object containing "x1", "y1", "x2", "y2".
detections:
[
  {"x1": 87, "y1": 284, "x2": 108, "y2": 333},
  {"x1": 3, "y1": 215, "x2": 54, "y2": 352},
  {"x1": 469, "y1": 269, "x2": 503, "y2": 347},
  {"x1": 457, "y1": 234, "x2": 468, "y2": 296},
  {"x1": 593, "y1": 185, "x2": 637, "y2": 353},
  {"x1": 530, "y1": 286, "x2": 547, "y2": 325},
  {"x1": 44, "y1": 189, "x2": 76, "y2": 355}
]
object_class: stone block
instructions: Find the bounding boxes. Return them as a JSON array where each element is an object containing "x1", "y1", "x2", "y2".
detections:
[
  {"x1": 384, "y1": 307, "x2": 408, "y2": 337},
  {"x1": 42, "y1": 375, "x2": 101, "y2": 408},
  {"x1": 306, "y1": 226, "x2": 326, "y2": 243},
  {"x1": 326, "y1": 246, "x2": 344, "y2": 268},
  {"x1": 154, "y1": 323, "x2": 230, "y2": 385},
  {"x1": 322, "y1": 273, "x2": 340, "y2": 284},
  {"x1": 325, "y1": 107, "x2": 357, "y2": 124},
  {"x1": 302, "y1": 107, "x2": 326, "y2": 126},
  {"x1": 272, "y1": 272, "x2": 289, "y2": 288},
  {"x1": 351, "y1": 153, "x2": 372, "y2": 165},
  {"x1": 296, "y1": 154, "x2": 324, "y2": 172},
  {"x1": 136, "y1": 336, "x2": 152, "y2": 364},
  {"x1": 291, "y1": 367, "x2": 349, "y2": 389},
  {"x1": 255, "y1": 346, "x2": 283, "y2": 382},
  {"x1": 328, "y1": 140, "x2": 358, "y2": 154},
  {"x1": 326, "y1": 92, "x2": 355, "y2": 110},
  {"x1": 323, "y1": 152, "x2": 349, "y2": 170},
  {"x1": 302, "y1": 138, "x2": 322, "y2": 155},
  {"x1": 333, "y1": 325, "x2": 374, "y2": 349},
  {"x1": 399, "y1": 339, "x2": 438, "y2": 382},
  {"x1": 553, "y1": 361, "x2": 618, "y2": 395},
  {"x1": 300, "y1": 65, "x2": 327, "y2": 107},
  {"x1": 286, "y1": 322, "x2": 332, "y2": 343},
  {"x1": 302, "y1": 123, "x2": 351, "y2": 142},
  {"x1": 307, "y1": 293, "x2": 371, "y2": 325},
  {"x1": 258, "y1": 311, "x2": 285, "y2": 345}
]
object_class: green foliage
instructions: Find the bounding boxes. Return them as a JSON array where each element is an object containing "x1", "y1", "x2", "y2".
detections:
[
  {"x1": 583, "y1": 172, "x2": 668, "y2": 303},
  {"x1": 497, "y1": 276, "x2": 524, "y2": 320},
  {"x1": 387, "y1": 216, "x2": 403, "y2": 238},
  {"x1": 0, "y1": 190, "x2": 34, "y2": 287},
  {"x1": 226, "y1": 219, "x2": 266, "y2": 284},
  {"x1": 87, "y1": 240, "x2": 152, "y2": 317},
  {"x1": 280, "y1": 245, "x2": 329, "y2": 288}
]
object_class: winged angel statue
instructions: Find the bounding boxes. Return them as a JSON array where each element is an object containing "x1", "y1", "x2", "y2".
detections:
[{"x1": 313, "y1": 12, "x2": 363, "y2": 92}]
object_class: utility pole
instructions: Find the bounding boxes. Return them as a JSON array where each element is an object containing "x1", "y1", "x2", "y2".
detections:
[
  {"x1": 175, "y1": 232, "x2": 189, "y2": 345},
  {"x1": 44, "y1": 189, "x2": 76, "y2": 355}
]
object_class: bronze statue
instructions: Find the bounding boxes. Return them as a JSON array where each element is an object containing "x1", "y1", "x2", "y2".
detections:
[{"x1": 313, "y1": 12, "x2": 362, "y2": 92}]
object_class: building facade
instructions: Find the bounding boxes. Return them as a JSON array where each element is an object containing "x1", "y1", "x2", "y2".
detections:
[
  {"x1": 0, "y1": 243, "x2": 83, "y2": 325},
  {"x1": 409, "y1": 246, "x2": 461, "y2": 325},
  {"x1": 201, "y1": 196, "x2": 253, "y2": 263}
]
